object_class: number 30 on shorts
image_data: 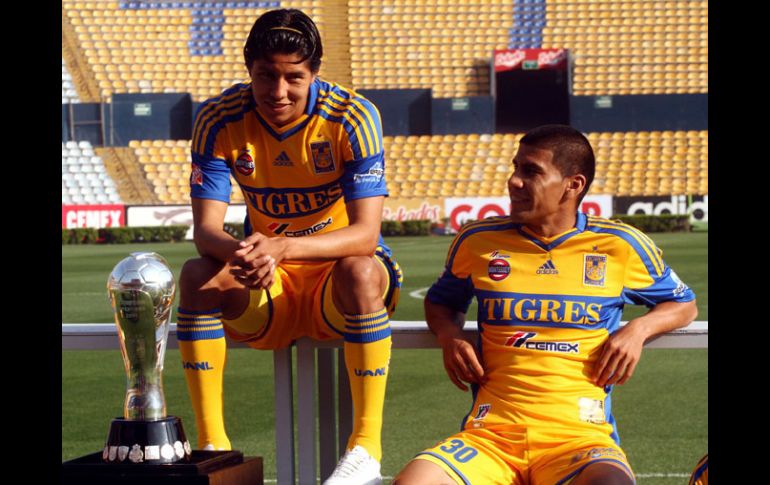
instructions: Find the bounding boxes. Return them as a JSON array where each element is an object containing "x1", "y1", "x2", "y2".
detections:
[{"x1": 439, "y1": 439, "x2": 478, "y2": 463}]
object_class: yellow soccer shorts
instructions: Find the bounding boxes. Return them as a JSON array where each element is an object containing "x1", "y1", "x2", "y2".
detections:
[
  {"x1": 414, "y1": 425, "x2": 635, "y2": 485},
  {"x1": 221, "y1": 249, "x2": 402, "y2": 349}
]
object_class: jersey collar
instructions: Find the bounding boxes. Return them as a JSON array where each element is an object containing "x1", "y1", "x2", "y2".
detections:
[{"x1": 516, "y1": 212, "x2": 588, "y2": 252}]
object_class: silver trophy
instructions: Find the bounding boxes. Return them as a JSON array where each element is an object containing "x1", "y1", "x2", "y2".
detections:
[{"x1": 103, "y1": 252, "x2": 191, "y2": 464}]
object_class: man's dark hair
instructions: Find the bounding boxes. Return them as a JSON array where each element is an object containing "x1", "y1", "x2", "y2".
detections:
[
  {"x1": 243, "y1": 9, "x2": 323, "y2": 73},
  {"x1": 520, "y1": 124, "x2": 595, "y2": 202}
]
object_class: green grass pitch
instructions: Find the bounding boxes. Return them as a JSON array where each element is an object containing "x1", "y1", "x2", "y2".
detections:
[{"x1": 62, "y1": 233, "x2": 707, "y2": 483}]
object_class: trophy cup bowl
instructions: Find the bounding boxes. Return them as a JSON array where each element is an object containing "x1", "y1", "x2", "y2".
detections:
[{"x1": 103, "y1": 252, "x2": 191, "y2": 464}]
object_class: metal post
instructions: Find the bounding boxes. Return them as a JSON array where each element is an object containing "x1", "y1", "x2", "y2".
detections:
[
  {"x1": 296, "y1": 338, "x2": 317, "y2": 484},
  {"x1": 317, "y1": 348, "x2": 337, "y2": 479},
  {"x1": 273, "y1": 347, "x2": 295, "y2": 485},
  {"x1": 337, "y1": 347, "x2": 353, "y2": 458}
]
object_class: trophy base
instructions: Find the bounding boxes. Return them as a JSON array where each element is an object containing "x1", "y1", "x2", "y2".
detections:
[
  {"x1": 104, "y1": 416, "x2": 191, "y2": 464},
  {"x1": 62, "y1": 450, "x2": 263, "y2": 485}
]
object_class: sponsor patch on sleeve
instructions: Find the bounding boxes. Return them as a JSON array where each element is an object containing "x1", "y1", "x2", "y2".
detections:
[{"x1": 190, "y1": 163, "x2": 203, "y2": 186}]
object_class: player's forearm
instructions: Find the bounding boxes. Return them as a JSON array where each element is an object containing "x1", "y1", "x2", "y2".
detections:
[
  {"x1": 193, "y1": 225, "x2": 242, "y2": 263},
  {"x1": 626, "y1": 299, "x2": 698, "y2": 341},
  {"x1": 425, "y1": 298, "x2": 467, "y2": 344},
  {"x1": 281, "y1": 223, "x2": 380, "y2": 261}
]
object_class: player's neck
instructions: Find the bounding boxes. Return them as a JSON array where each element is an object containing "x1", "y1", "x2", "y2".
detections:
[{"x1": 523, "y1": 212, "x2": 578, "y2": 239}]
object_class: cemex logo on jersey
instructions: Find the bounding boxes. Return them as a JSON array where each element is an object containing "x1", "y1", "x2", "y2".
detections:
[
  {"x1": 273, "y1": 151, "x2": 293, "y2": 167},
  {"x1": 183, "y1": 361, "x2": 214, "y2": 371},
  {"x1": 505, "y1": 332, "x2": 537, "y2": 347},
  {"x1": 504, "y1": 332, "x2": 579, "y2": 354},
  {"x1": 235, "y1": 149, "x2": 255, "y2": 176},
  {"x1": 354, "y1": 367, "x2": 387, "y2": 377},
  {"x1": 268, "y1": 217, "x2": 333, "y2": 237}
]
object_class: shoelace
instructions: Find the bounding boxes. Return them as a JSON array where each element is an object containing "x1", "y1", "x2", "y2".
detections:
[{"x1": 330, "y1": 449, "x2": 369, "y2": 478}]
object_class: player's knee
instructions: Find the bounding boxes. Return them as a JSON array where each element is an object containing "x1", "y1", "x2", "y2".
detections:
[
  {"x1": 392, "y1": 460, "x2": 457, "y2": 485},
  {"x1": 571, "y1": 463, "x2": 634, "y2": 485},
  {"x1": 333, "y1": 256, "x2": 381, "y2": 292}
]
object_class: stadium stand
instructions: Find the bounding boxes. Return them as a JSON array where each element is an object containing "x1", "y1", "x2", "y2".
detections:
[
  {"x1": 61, "y1": 1, "x2": 708, "y2": 205},
  {"x1": 348, "y1": 1, "x2": 510, "y2": 98},
  {"x1": 131, "y1": 139, "x2": 245, "y2": 205},
  {"x1": 62, "y1": 59, "x2": 81, "y2": 104},
  {"x1": 62, "y1": 0, "x2": 324, "y2": 102},
  {"x1": 62, "y1": 141, "x2": 123, "y2": 205},
  {"x1": 385, "y1": 131, "x2": 706, "y2": 198},
  {"x1": 118, "y1": 131, "x2": 706, "y2": 203},
  {"x1": 541, "y1": 0, "x2": 708, "y2": 95}
]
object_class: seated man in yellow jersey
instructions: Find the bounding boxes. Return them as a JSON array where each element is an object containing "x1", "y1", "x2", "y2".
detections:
[
  {"x1": 177, "y1": 9, "x2": 401, "y2": 485},
  {"x1": 394, "y1": 125, "x2": 697, "y2": 485}
]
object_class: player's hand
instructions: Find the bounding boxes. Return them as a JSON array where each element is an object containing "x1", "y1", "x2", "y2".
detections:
[
  {"x1": 438, "y1": 335, "x2": 487, "y2": 392},
  {"x1": 232, "y1": 233, "x2": 287, "y2": 270},
  {"x1": 592, "y1": 321, "x2": 647, "y2": 387},
  {"x1": 229, "y1": 255, "x2": 276, "y2": 289}
]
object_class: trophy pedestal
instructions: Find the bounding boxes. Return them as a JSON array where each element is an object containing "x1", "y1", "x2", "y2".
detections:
[
  {"x1": 61, "y1": 450, "x2": 263, "y2": 485},
  {"x1": 105, "y1": 416, "x2": 191, "y2": 464}
]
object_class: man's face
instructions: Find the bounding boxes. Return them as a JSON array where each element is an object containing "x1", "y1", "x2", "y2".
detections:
[
  {"x1": 249, "y1": 53, "x2": 315, "y2": 127},
  {"x1": 507, "y1": 143, "x2": 573, "y2": 225}
]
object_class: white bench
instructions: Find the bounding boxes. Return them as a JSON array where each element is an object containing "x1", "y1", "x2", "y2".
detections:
[{"x1": 62, "y1": 320, "x2": 708, "y2": 484}]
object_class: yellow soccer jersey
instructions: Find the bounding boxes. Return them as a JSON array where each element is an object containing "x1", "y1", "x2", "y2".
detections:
[
  {"x1": 427, "y1": 213, "x2": 695, "y2": 444},
  {"x1": 189, "y1": 77, "x2": 389, "y2": 253}
]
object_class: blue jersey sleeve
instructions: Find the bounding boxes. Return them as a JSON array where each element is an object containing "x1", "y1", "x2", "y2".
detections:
[
  {"x1": 340, "y1": 151, "x2": 388, "y2": 201},
  {"x1": 190, "y1": 101, "x2": 232, "y2": 203},
  {"x1": 427, "y1": 268, "x2": 475, "y2": 314},
  {"x1": 622, "y1": 266, "x2": 695, "y2": 307},
  {"x1": 337, "y1": 95, "x2": 388, "y2": 202},
  {"x1": 190, "y1": 157, "x2": 232, "y2": 203}
]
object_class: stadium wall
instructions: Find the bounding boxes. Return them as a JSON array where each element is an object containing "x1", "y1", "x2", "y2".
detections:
[
  {"x1": 358, "y1": 89, "x2": 432, "y2": 136},
  {"x1": 108, "y1": 93, "x2": 193, "y2": 145},
  {"x1": 431, "y1": 96, "x2": 495, "y2": 135},
  {"x1": 62, "y1": 103, "x2": 103, "y2": 146},
  {"x1": 62, "y1": 105, "x2": 69, "y2": 142},
  {"x1": 64, "y1": 92, "x2": 707, "y2": 146},
  {"x1": 570, "y1": 94, "x2": 708, "y2": 132}
]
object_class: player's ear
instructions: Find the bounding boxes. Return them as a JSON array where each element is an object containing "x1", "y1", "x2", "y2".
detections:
[{"x1": 565, "y1": 174, "x2": 586, "y2": 200}]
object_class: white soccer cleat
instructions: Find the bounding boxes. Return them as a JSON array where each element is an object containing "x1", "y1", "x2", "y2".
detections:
[{"x1": 322, "y1": 445, "x2": 382, "y2": 485}]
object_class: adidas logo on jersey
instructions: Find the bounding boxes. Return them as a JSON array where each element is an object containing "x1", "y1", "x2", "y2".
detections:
[
  {"x1": 273, "y1": 151, "x2": 293, "y2": 167},
  {"x1": 536, "y1": 260, "x2": 558, "y2": 274}
]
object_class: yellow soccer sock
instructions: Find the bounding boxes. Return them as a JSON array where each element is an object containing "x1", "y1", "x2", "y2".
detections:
[
  {"x1": 343, "y1": 308, "x2": 391, "y2": 461},
  {"x1": 176, "y1": 308, "x2": 231, "y2": 450}
]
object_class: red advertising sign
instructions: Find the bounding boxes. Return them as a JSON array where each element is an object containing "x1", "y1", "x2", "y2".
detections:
[
  {"x1": 62, "y1": 204, "x2": 126, "y2": 228},
  {"x1": 382, "y1": 198, "x2": 443, "y2": 223},
  {"x1": 445, "y1": 195, "x2": 612, "y2": 233},
  {"x1": 493, "y1": 48, "x2": 569, "y2": 72}
]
